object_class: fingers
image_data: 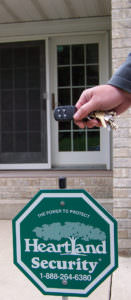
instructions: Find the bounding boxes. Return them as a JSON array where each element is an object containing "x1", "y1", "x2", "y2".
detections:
[
  {"x1": 74, "y1": 99, "x2": 97, "y2": 121},
  {"x1": 74, "y1": 119, "x2": 101, "y2": 129},
  {"x1": 75, "y1": 89, "x2": 93, "y2": 110}
]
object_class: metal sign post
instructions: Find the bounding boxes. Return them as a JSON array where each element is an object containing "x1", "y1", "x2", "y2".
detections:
[{"x1": 59, "y1": 177, "x2": 68, "y2": 300}]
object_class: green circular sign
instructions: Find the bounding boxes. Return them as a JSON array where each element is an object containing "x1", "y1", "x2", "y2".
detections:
[{"x1": 12, "y1": 189, "x2": 118, "y2": 297}]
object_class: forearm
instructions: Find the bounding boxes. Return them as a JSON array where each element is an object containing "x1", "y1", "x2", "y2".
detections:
[{"x1": 108, "y1": 53, "x2": 131, "y2": 93}]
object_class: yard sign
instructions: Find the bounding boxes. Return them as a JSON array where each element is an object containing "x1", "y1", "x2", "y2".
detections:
[{"x1": 12, "y1": 189, "x2": 118, "y2": 297}]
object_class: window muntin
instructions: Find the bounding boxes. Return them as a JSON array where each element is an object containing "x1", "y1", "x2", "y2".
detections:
[{"x1": 57, "y1": 44, "x2": 100, "y2": 153}]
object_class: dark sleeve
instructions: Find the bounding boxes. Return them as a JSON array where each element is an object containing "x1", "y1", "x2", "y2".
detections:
[{"x1": 108, "y1": 53, "x2": 131, "y2": 93}]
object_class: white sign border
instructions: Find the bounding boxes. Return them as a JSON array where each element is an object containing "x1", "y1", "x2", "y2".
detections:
[{"x1": 15, "y1": 191, "x2": 116, "y2": 295}]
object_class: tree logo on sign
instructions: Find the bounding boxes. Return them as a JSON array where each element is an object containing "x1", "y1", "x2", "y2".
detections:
[{"x1": 33, "y1": 222, "x2": 106, "y2": 256}]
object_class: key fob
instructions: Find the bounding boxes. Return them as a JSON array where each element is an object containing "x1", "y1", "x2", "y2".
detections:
[{"x1": 54, "y1": 105, "x2": 77, "y2": 121}]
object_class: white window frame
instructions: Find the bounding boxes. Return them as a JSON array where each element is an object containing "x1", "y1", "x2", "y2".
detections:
[{"x1": 51, "y1": 34, "x2": 111, "y2": 169}]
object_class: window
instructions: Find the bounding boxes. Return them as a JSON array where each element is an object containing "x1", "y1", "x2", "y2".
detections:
[
  {"x1": 51, "y1": 35, "x2": 110, "y2": 169},
  {"x1": 57, "y1": 44, "x2": 100, "y2": 153},
  {"x1": 0, "y1": 41, "x2": 48, "y2": 165}
]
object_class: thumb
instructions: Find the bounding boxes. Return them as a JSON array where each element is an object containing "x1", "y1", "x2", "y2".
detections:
[{"x1": 74, "y1": 98, "x2": 97, "y2": 121}]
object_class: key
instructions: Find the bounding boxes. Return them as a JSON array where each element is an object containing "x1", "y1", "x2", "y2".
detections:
[
  {"x1": 90, "y1": 111, "x2": 118, "y2": 129},
  {"x1": 104, "y1": 112, "x2": 118, "y2": 130},
  {"x1": 90, "y1": 111, "x2": 107, "y2": 128}
]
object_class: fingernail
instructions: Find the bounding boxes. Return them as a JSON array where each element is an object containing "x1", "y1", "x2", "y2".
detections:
[{"x1": 74, "y1": 112, "x2": 78, "y2": 119}]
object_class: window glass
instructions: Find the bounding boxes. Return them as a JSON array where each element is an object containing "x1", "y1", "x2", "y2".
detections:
[{"x1": 57, "y1": 43, "x2": 100, "y2": 153}]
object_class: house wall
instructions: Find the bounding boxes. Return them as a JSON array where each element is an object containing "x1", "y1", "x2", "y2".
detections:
[
  {"x1": 0, "y1": 170, "x2": 113, "y2": 219},
  {"x1": 112, "y1": 0, "x2": 131, "y2": 255}
]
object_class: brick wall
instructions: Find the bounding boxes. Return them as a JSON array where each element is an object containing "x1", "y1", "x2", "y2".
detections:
[
  {"x1": 0, "y1": 171, "x2": 113, "y2": 219},
  {"x1": 112, "y1": 0, "x2": 131, "y2": 255}
]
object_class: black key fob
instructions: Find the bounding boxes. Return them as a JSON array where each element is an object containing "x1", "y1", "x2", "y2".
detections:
[{"x1": 54, "y1": 105, "x2": 77, "y2": 122}]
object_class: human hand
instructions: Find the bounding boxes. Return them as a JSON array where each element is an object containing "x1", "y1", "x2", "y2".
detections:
[{"x1": 73, "y1": 85, "x2": 131, "y2": 128}]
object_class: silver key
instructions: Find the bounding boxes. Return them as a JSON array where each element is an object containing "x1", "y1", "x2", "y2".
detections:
[
  {"x1": 104, "y1": 112, "x2": 118, "y2": 130},
  {"x1": 89, "y1": 111, "x2": 118, "y2": 130}
]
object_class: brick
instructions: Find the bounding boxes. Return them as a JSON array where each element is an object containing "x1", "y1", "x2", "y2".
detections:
[
  {"x1": 79, "y1": 177, "x2": 112, "y2": 186},
  {"x1": 128, "y1": 229, "x2": 131, "y2": 238},
  {"x1": 118, "y1": 239, "x2": 131, "y2": 249},
  {"x1": 114, "y1": 209, "x2": 128, "y2": 218},
  {"x1": 114, "y1": 198, "x2": 131, "y2": 208},
  {"x1": 118, "y1": 230, "x2": 128, "y2": 239},
  {"x1": 112, "y1": 19, "x2": 131, "y2": 30},
  {"x1": 40, "y1": 178, "x2": 57, "y2": 187},
  {"x1": 113, "y1": 168, "x2": 128, "y2": 177},
  {"x1": 112, "y1": 28, "x2": 131, "y2": 39},
  {"x1": 113, "y1": 117, "x2": 131, "y2": 127},
  {"x1": 113, "y1": 128, "x2": 129, "y2": 138},
  {"x1": 112, "y1": 0, "x2": 131, "y2": 9},
  {"x1": 113, "y1": 158, "x2": 131, "y2": 168},
  {"x1": 113, "y1": 189, "x2": 128, "y2": 198},
  {"x1": 67, "y1": 178, "x2": 80, "y2": 186},
  {"x1": 114, "y1": 178, "x2": 131, "y2": 188},
  {"x1": 112, "y1": 8, "x2": 131, "y2": 19},
  {"x1": 114, "y1": 148, "x2": 129, "y2": 157},
  {"x1": 128, "y1": 210, "x2": 131, "y2": 218},
  {"x1": 128, "y1": 128, "x2": 131, "y2": 137},
  {"x1": 118, "y1": 219, "x2": 131, "y2": 229},
  {"x1": 118, "y1": 249, "x2": 131, "y2": 256},
  {"x1": 112, "y1": 46, "x2": 131, "y2": 58},
  {"x1": 113, "y1": 138, "x2": 131, "y2": 148},
  {"x1": 128, "y1": 169, "x2": 131, "y2": 177}
]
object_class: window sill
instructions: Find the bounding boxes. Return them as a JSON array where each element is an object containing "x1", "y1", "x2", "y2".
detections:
[{"x1": 0, "y1": 169, "x2": 113, "y2": 178}]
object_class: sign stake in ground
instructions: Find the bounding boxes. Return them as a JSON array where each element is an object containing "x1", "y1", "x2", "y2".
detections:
[{"x1": 12, "y1": 188, "x2": 118, "y2": 297}]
